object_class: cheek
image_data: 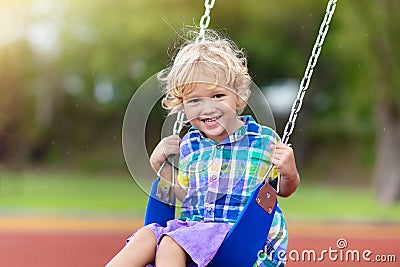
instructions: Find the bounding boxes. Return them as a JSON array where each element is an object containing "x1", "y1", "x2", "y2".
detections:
[
  {"x1": 183, "y1": 106, "x2": 198, "y2": 121},
  {"x1": 222, "y1": 100, "x2": 239, "y2": 115}
]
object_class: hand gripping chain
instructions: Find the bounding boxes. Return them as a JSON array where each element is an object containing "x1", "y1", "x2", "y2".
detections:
[{"x1": 264, "y1": 0, "x2": 337, "y2": 190}]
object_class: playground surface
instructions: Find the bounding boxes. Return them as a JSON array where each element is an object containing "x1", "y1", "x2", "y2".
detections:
[{"x1": 0, "y1": 215, "x2": 399, "y2": 267}]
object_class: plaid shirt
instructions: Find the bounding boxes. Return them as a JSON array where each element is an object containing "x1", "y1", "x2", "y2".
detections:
[{"x1": 178, "y1": 115, "x2": 288, "y2": 266}]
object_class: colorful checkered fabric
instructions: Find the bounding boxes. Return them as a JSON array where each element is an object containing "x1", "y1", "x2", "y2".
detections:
[{"x1": 177, "y1": 115, "x2": 288, "y2": 266}]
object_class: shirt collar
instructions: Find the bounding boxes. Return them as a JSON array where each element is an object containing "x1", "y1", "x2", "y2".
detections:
[{"x1": 188, "y1": 115, "x2": 262, "y2": 144}]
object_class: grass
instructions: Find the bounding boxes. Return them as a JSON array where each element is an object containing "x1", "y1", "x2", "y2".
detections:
[
  {"x1": 0, "y1": 170, "x2": 148, "y2": 217},
  {"x1": 279, "y1": 183, "x2": 400, "y2": 223},
  {"x1": 1, "y1": 170, "x2": 400, "y2": 223}
]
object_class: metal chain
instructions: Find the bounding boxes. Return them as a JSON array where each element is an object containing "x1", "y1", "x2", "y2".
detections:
[
  {"x1": 281, "y1": 0, "x2": 337, "y2": 145},
  {"x1": 263, "y1": 0, "x2": 337, "y2": 190},
  {"x1": 162, "y1": 110, "x2": 185, "y2": 205},
  {"x1": 168, "y1": 1, "x2": 337, "y2": 197},
  {"x1": 159, "y1": 1, "x2": 217, "y2": 205},
  {"x1": 195, "y1": 0, "x2": 216, "y2": 43},
  {"x1": 172, "y1": 0, "x2": 216, "y2": 136},
  {"x1": 173, "y1": 110, "x2": 185, "y2": 135}
]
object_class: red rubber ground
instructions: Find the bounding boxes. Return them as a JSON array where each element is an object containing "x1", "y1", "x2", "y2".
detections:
[{"x1": 0, "y1": 216, "x2": 398, "y2": 266}]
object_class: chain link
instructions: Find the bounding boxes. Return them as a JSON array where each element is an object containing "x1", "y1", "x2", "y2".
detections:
[
  {"x1": 172, "y1": 1, "x2": 216, "y2": 137},
  {"x1": 160, "y1": 1, "x2": 217, "y2": 204},
  {"x1": 169, "y1": 0, "x2": 337, "y2": 195},
  {"x1": 173, "y1": 110, "x2": 185, "y2": 135},
  {"x1": 172, "y1": 0, "x2": 216, "y2": 137},
  {"x1": 281, "y1": 0, "x2": 337, "y2": 145},
  {"x1": 263, "y1": 0, "x2": 337, "y2": 189},
  {"x1": 195, "y1": 0, "x2": 216, "y2": 43}
]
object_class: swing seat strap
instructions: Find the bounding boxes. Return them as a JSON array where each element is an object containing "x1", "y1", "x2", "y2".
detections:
[
  {"x1": 144, "y1": 180, "x2": 278, "y2": 266},
  {"x1": 144, "y1": 178, "x2": 175, "y2": 227},
  {"x1": 208, "y1": 183, "x2": 277, "y2": 267}
]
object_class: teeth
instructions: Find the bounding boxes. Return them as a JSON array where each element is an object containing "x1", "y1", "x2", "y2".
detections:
[{"x1": 204, "y1": 117, "x2": 219, "y2": 123}]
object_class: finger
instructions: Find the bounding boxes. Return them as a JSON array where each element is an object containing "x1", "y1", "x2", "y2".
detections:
[
  {"x1": 274, "y1": 150, "x2": 291, "y2": 159},
  {"x1": 270, "y1": 143, "x2": 290, "y2": 153},
  {"x1": 162, "y1": 140, "x2": 179, "y2": 149},
  {"x1": 274, "y1": 146, "x2": 293, "y2": 157},
  {"x1": 162, "y1": 136, "x2": 181, "y2": 147},
  {"x1": 163, "y1": 143, "x2": 180, "y2": 153},
  {"x1": 164, "y1": 135, "x2": 181, "y2": 144},
  {"x1": 271, "y1": 157, "x2": 279, "y2": 165},
  {"x1": 272, "y1": 152, "x2": 293, "y2": 167},
  {"x1": 160, "y1": 142, "x2": 180, "y2": 156},
  {"x1": 275, "y1": 143, "x2": 293, "y2": 150}
]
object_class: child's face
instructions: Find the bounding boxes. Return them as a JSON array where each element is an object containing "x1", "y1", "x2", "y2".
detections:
[{"x1": 182, "y1": 82, "x2": 244, "y2": 143}]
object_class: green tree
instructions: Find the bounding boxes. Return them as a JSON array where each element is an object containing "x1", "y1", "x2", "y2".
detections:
[
  {"x1": 1, "y1": 0, "x2": 399, "y2": 205},
  {"x1": 352, "y1": 0, "x2": 400, "y2": 204},
  {"x1": 310, "y1": 0, "x2": 400, "y2": 203}
]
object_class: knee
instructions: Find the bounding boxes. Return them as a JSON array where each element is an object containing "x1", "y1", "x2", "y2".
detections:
[
  {"x1": 157, "y1": 235, "x2": 185, "y2": 258},
  {"x1": 130, "y1": 227, "x2": 156, "y2": 248},
  {"x1": 105, "y1": 227, "x2": 156, "y2": 267}
]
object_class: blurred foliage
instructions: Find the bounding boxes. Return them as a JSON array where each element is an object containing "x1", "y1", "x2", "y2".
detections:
[
  {"x1": 0, "y1": 0, "x2": 399, "y2": 194},
  {"x1": 1, "y1": 171, "x2": 399, "y2": 221},
  {"x1": 0, "y1": 171, "x2": 147, "y2": 215}
]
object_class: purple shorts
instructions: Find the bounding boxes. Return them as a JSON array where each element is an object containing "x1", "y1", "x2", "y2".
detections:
[{"x1": 128, "y1": 219, "x2": 232, "y2": 267}]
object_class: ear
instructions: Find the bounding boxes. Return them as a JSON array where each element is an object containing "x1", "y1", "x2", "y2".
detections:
[{"x1": 236, "y1": 95, "x2": 247, "y2": 114}]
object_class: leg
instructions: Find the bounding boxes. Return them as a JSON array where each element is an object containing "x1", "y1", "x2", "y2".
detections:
[
  {"x1": 155, "y1": 235, "x2": 187, "y2": 267},
  {"x1": 105, "y1": 227, "x2": 156, "y2": 267}
]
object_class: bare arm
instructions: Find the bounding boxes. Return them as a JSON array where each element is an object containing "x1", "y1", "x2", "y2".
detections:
[
  {"x1": 149, "y1": 135, "x2": 187, "y2": 201},
  {"x1": 269, "y1": 143, "x2": 300, "y2": 197},
  {"x1": 149, "y1": 135, "x2": 181, "y2": 182}
]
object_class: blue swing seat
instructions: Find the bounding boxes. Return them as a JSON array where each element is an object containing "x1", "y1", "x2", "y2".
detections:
[{"x1": 144, "y1": 178, "x2": 278, "y2": 267}]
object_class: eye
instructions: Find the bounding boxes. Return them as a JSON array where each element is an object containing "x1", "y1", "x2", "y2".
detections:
[
  {"x1": 187, "y1": 98, "x2": 200, "y2": 104},
  {"x1": 213, "y1": 94, "x2": 225, "y2": 99}
]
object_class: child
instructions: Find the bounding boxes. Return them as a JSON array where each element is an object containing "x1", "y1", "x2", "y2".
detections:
[{"x1": 106, "y1": 31, "x2": 300, "y2": 267}]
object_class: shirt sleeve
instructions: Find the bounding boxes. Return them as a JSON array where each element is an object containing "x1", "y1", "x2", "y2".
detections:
[{"x1": 261, "y1": 126, "x2": 281, "y2": 183}]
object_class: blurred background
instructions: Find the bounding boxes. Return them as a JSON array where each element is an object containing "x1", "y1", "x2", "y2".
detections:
[{"x1": 0, "y1": 0, "x2": 399, "y2": 266}]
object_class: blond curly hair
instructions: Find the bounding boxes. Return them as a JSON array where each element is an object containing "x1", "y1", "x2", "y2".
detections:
[{"x1": 158, "y1": 30, "x2": 251, "y2": 114}]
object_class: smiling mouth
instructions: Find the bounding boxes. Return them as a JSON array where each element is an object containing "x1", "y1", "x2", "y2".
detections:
[{"x1": 201, "y1": 116, "x2": 221, "y2": 124}]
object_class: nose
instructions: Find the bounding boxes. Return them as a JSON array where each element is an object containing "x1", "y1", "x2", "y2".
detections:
[{"x1": 200, "y1": 99, "x2": 218, "y2": 115}]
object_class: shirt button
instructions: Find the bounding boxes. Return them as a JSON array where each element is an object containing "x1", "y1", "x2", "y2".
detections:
[
  {"x1": 206, "y1": 206, "x2": 212, "y2": 212},
  {"x1": 211, "y1": 175, "x2": 217, "y2": 180},
  {"x1": 216, "y1": 145, "x2": 222, "y2": 149}
]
